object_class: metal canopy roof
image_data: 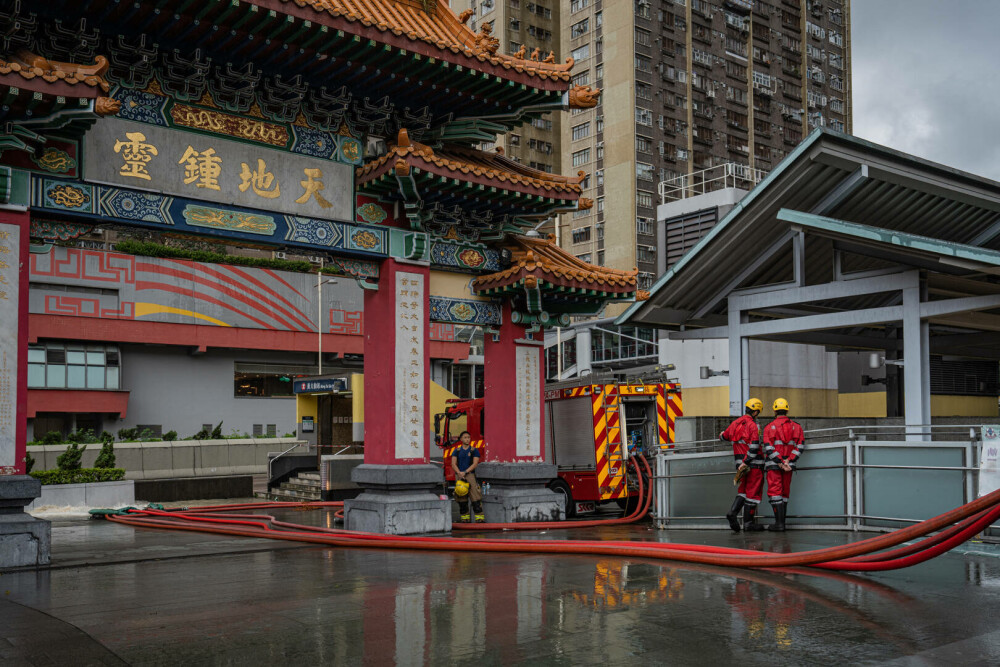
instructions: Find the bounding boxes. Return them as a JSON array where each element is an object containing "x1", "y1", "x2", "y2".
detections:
[{"x1": 620, "y1": 129, "x2": 1000, "y2": 333}]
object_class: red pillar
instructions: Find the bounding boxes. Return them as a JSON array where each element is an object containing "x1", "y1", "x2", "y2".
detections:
[
  {"x1": 0, "y1": 210, "x2": 28, "y2": 476},
  {"x1": 363, "y1": 258, "x2": 430, "y2": 465},
  {"x1": 483, "y1": 302, "x2": 546, "y2": 463}
]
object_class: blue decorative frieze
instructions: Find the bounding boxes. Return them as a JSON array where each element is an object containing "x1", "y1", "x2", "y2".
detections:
[
  {"x1": 429, "y1": 296, "x2": 502, "y2": 325},
  {"x1": 290, "y1": 126, "x2": 340, "y2": 161},
  {"x1": 111, "y1": 89, "x2": 170, "y2": 126},
  {"x1": 431, "y1": 241, "x2": 503, "y2": 273},
  {"x1": 100, "y1": 188, "x2": 174, "y2": 225},
  {"x1": 37, "y1": 179, "x2": 96, "y2": 213},
  {"x1": 284, "y1": 215, "x2": 387, "y2": 255}
]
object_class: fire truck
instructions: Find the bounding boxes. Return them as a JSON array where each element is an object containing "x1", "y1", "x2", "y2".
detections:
[{"x1": 434, "y1": 375, "x2": 682, "y2": 516}]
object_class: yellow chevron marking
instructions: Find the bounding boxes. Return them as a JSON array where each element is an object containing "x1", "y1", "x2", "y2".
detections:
[{"x1": 134, "y1": 302, "x2": 231, "y2": 327}]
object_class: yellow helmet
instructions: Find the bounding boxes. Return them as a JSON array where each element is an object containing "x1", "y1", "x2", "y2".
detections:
[
  {"x1": 773, "y1": 398, "x2": 790, "y2": 412},
  {"x1": 745, "y1": 398, "x2": 763, "y2": 412},
  {"x1": 454, "y1": 479, "x2": 470, "y2": 497}
]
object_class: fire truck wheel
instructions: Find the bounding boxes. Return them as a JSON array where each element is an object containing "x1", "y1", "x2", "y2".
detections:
[
  {"x1": 547, "y1": 479, "x2": 575, "y2": 518},
  {"x1": 616, "y1": 496, "x2": 641, "y2": 514}
]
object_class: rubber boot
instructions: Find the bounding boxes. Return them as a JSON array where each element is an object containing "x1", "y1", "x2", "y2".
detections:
[
  {"x1": 726, "y1": 496, "x2": 745, "y2": 532},
  {"x1": 768, "y1": 503, "x2": 787, "y2": 532},
  {"x1": 744, "y1": 504, "x2": 765, "y2": 531},
  {"x1": 473, "y1": 501, "x2": 485, "y2": 523},
  {"x1": 458, "y1": 500, "x2": 470, "y2": 523}
]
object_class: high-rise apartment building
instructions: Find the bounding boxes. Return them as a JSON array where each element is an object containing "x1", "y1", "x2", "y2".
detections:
[
  {"x1": 560, "y1": 0, "x2": 851, "y2": 306},
  {"x1": 453, "y1": 0, "x2": 563, "y2": 223}
]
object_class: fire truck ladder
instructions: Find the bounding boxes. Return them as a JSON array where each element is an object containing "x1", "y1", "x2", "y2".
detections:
[{"x1": 600, "y1": 385, "x2": 627, "y2": 491}]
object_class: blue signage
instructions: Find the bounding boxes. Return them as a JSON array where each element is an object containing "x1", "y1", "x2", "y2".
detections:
[{"x1": 294, "y1": 378, "x2": 348, "y2": 394}]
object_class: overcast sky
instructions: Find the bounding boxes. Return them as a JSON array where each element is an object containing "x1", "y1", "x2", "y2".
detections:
[{"x1": 852, "y1": 1, "x2": 1000, "y2": 180}]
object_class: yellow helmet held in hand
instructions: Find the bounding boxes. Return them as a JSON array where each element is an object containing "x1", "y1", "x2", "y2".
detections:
[
  {"x1": 773, "y1": 397, "x2": 790, "y2": 412},
  {"x1": 454, "y1": 479, "x2": 470, "y2": 497},
  {"x1": 745, "y1": 398, "x2": 763, "y2": 412}
]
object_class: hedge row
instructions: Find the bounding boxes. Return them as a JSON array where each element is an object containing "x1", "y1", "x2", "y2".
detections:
[
  {"x1": 113, "y1": 239, "x2": 314, "y2": 273},
  {"x1": 30, "y1": 468, "x2": 126, "y2": 485}
]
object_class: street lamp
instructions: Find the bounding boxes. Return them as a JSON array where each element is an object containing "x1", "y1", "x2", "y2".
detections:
[{"x1": 315, "y1": 263, "x2": 337, "y2": 375}]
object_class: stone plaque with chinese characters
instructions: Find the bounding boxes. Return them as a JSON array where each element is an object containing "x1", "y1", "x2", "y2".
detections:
[
  {"x1": 0, "y1": 223, "x2": 19, "y2": 472},
  {"x1": 395, "y1": 272, "x2": 426, "y2": 460},
  {"x1": 84, "y1": 118, "x2": 352, "y2": 222},
  {"x1": 515, "y1": 345, "x2": 541, "y2": 457}
]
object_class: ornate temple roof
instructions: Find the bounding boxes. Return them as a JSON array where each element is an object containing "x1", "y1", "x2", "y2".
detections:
[
  {"x1": 473, "y1": 234, "x2": 638, "y2": 296},
  {"x1": 0, "y1": 51, "x2": 111, "y2": 97},
  {"x1": 357, "y1": 130, "x2": 585, "y2": 197},
  {"x1": 289, "y1": 0, "x2": 574, "y2": 83}
]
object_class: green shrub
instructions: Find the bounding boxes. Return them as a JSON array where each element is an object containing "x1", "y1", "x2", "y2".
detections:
[
  {"x1": 94, "y1": 441, "x2": 116, "y2": 469},
  {"x1": 57, "y1": 443, "x2": 87, "y2": 471},
  {"x1": 211, "y1": 421, "x2": 223, "y2": 439},
  {"x1": 137, "y1": 428, "x2": 156, "y2": 442},
  {"x1": 100, "y1": 431, "x2": 114, "y2": 446},
  {"x1": 66, "y1": 428, "x2": 100, "y2": 445},
  {"x1": 41, "y1": 431, "x2": 64, "y2": 445},
  {"x1": 163, "y1": 430, "x2": 177, "y2": 441},
  {"x1": 113, "y1": 239, "x2": 313, "y2": 273},
  {"x1": 30, "y1": 468, "x2": 126, "y2": 485},
  {"x1": 25, "y1": 450, "x2": 35, "y2": 474},
  {"x1": 117, "y1": 427, "x2": 138, "y2": 442}
]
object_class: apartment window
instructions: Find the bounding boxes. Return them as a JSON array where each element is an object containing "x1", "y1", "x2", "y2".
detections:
[
  {"x1": 807, "y1": 44, "x2": 824, "y2": 61},
  {"x1": 692, "y1": 48, "x2": 712, "y2": 67},
  {"x1": 677, "y1": 148, "x2": 689, "y2": 160},
  {"x1": 725, "y1": 37, "x2": 747, "y2": 58},
  {"x1": 510, "y1": 0, "x2": 519, "y2": 7},
  {"x1": 828, "y1": 30, "x2": 843, "y2": 47},
  {"x1": 829, "y1": 53, "x2": 843, "y2": 70},
  {"x1": 596, "y1": 11, "x2": 603, "y2": 27},
  {"x1": 28, "y1": 342, "x2": 121, "y2": 390},
  {"x1": 576, "y1": 253, "x2": 593, "y2": 263},
  {"x1": 727, "y1": 86, "x2": 748, "y2": 105},
  {"x1": 636, "y1": 190, "x2": 654, "y2": 208},
  {"x1": 571, "y1": 44, "x2": 590, "y2": 62},
  {"x1": 596, "y1": 143, "x2": 604, "y2": 159},
  {"x1": 636, "y1": 135, "x2": 653, "y2": 153},
  {"x1": 595, "y1": 38, "x2": 603, "y2": 54},
  {"x1": 635, "y1": 0, "x2": 651, "y2": 19},
  {"x1": 509, "y1": 18, "x2": 521, "y2": 30},
  {"x1": 529, "y1": 161, "x2": 553, "y2": 172},
  {"x1": 829, "y1": 98, "x2": 844, "y2": 114},
  {"x1": 635, "y1": 28, "x2": 651, "y2": 46},
  {"x1": 580, "y1": 173, "x2": 591, "y2": 189},
  {"x1": 596, "y1": 64, "x2": 604, "y2": 82},
  {"x1": 830, "y1": 75, "x2": 844, "y2": 92},
  {"x1": 481, "y1": 0, "x2": 494, "y2": 12},
  {"x1": 570, "y1": 0, "x2": 588, "y2": 12},
  {"x1": 676, "y1": 69, "x2": 688, "y2": 83},
  {"x1": 572, "y1": 122, "x2": 591, "y2": 141},
  {"x1": 510, "y1": 133, "x2": 521, "y2": 146},
  {"x1": 572, "y1": 71, "x2": 591, "y2": 87},
  {"x1": 636, "y1": 82, "x2": 652, "y2": 101},
  {"x1": 806, "y1": 21, "x2": 825, "y2": 39},
  {"x1": 573, "y1": 207, "x2": 590, "y2": 219},
  {"x1": 829, "y1": 119, "x2": 845, "y2": 132},
  {"x1": 636, "y1": 217, "x2": 654, "y2": 236},
  {"x1": 572, "y1": 148, "x2": 591, "y2": 167},
  {"x1": 571, "y1": 227, "x2": 592, "y2": 244},
  {"x1": 596, "y1": 115, "x2": 604, "y2": 133},
  {"x1": 637, "y1": 245, "x2": 656, "y2": 263},
  {"x1": 596, "y1": 169, "x2": 604, "y2": 187},
  {"x1": 634, "y1": 55, "x2": 652, "y2": 73},
  {"x1": 531, "y1": 118, "x2": 553, "y2": 131},
  {"x1": 597, "y1": 250, "x2": 605, "y2": 264},
  {"x1": 675, "y1": 120, "x2": 688, "y2": 137},
  {"x1": 635, "y1": 107, "x2": 653, "y2": 126},
  {"x1": 571, "y1": 19, "x2": 590, "y2": 39},
  {"x1": 783, "y1": 126, "x2": 802, "y2": 144},
  {"x1": 597, "y1": 196, "x2": 605, "y2": 213}
]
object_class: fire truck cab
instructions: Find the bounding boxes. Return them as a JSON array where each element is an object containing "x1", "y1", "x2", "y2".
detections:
[{"x1": 434, "y1": 375, "x2": 682, "y2": 517}]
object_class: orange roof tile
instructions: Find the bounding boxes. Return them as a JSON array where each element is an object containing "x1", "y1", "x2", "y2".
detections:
[
  {"x1": 279, "y1": 0, "x2": 574, "y2": 83},
  {"x1": 358, "y1": 129, "x2": 585, "y2": 196},
  {"x1": 473, "y1": 234, "x2": 638, "y2": 295},
  {"x1": 0, "y1": 51, "x2": 110, "y2": 94}
]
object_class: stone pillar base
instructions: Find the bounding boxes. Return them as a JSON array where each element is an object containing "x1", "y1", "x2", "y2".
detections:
[
  {"x1": 477, "y1": 462, "x2": 564, "y2": 523},
  {"x1": 344, "y1": 464, "x2": 450, "y2": 535},
  {"x1": 0, "y1": 476, "x2": 50, "y2": 569}
]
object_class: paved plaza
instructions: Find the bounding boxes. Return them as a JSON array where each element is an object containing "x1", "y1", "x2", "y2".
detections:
[{"x1": 2, "y1": 504, "x2": 1000, "y2": 665}]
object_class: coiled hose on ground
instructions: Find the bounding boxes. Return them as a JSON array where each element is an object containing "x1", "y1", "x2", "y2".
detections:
[{"x1": 99, "y1": 455, "x2": 1000, "y2": 572}]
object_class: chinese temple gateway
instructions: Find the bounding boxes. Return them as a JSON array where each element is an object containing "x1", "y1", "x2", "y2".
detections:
[{"x1": 0, "y1": 0, "x2": 638, "y2": 545}]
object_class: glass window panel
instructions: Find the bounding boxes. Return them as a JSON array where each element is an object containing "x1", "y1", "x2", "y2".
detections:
[
  {"x1": 106, "y1": 347, "x2": 120, "y2": 367},
  {"x1": 66, "y1": 350, "x2": 86, "y2": 365},
  {"x1": 86, "y1": 350, "x2": 105, "y2": 365},
  {"x1": 87, "y1": 366, "x2": 105, "y2": 389},
  {"x1": 28, "y1": 347, "x2": 45, "y2": 363},
  {"x1": 47, "y1": 365, "x2": 66, "y2": 388},
  {"x1": 67, "y1": 365, "x2": 86, "y2": 388},
  {"x1": 28, "y1": 364, "x2": 45, "y2": 387},
  {"x1": 106, "y1": 367, "x2": 120, "y2": 390},
  {"x1": 47, "y1": 348, "x2": 66, "y2": 364}
]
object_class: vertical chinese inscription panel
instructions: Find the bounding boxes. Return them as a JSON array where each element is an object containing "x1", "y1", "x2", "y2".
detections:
[
  {"x1": 394, "y1": 271, "x2": 426, "y2": 460},
  {"x1": 515, "y1": 345, "x2": 541, "y2": 457},
  {"x1": 0, "y1": 222, "x2": 19, "y2": 473}
]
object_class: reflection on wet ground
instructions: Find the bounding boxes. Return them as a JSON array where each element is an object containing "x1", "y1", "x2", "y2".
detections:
[{"x1": 4, "y1": 508, "x2": 1000, "y2": 665}]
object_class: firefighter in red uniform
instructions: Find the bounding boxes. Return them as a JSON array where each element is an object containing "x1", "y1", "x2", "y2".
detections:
[
  {"x1": 762, "y1": 398, "x2": 804, "y2": 532},
  {"x1": 720, "y1": 398, "x2": 765, "y2": 532}
]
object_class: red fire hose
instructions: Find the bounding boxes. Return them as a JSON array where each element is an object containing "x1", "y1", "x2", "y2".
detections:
[{"x1": 100, "y1": 454, "x2": 1000, "y2": 572}]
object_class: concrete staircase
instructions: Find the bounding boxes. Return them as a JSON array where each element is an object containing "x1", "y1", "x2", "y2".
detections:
[{"x1": 257, "y1": 470, "x2": 322, "y2": 501}]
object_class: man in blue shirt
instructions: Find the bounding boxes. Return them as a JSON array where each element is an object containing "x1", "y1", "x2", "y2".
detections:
[{"x1": 451, "y1": 431, "x2": 485, "y2": 522}]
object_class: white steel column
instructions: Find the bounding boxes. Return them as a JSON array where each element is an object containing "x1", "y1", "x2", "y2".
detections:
[
  {"x1": 728, "y1": 304, "x2": 745, "y2": 416},
  {"x1": 576, "y1": 328, "x2": 592, "y2": 377},
  {"x1": 903, "y1": 284, "x2": 930, "y2": 440}
]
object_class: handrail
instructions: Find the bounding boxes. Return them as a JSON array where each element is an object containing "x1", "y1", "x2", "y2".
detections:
[
  {"x1": 267, "y1": 441, "x2": 309, "y2": 482},
  {"x1": 663, "y1": 422, "x2": 985, "y2": 450}
]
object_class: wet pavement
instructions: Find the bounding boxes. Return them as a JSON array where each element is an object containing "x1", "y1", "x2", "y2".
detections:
[{"x1": 4, "y1": 505, "x2": 1000, "y2": 665}]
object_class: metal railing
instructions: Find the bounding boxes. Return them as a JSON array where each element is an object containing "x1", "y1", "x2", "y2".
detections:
[
  {"x1": 657, "y1": 162, "x2": 767, "y2": 203},
  {"x1": 652, "y1": 425, "x2": 993, "y2": 535}
]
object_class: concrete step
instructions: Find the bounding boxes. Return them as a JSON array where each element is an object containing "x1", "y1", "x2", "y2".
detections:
[
  {"x1": 285, "y1": 476, "x2": 321, "y2": 487},
  {"x1": 256, "y1": 491, "x2": 320, "y2": 502},
  {"x1": 280, "y1": 482, "x2": 321, "y2": 493},
  {"x1": 296, "y1": 472, "x2": 321, "y2": 481}
]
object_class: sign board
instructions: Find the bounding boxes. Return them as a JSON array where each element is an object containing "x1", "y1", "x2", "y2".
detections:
[
  {"x1": 0, "y1": 216, "x2": 24, "y2": 475},
  {"x1": 294, "y1": 378, "x2": 348, "y2": 394},
  {"x1": 980, "y1": 425, "x2": 1000, "y2": 497},
  {"x1": 394, "y1": 271, "x2": 425, "y2": 460},
  {"x1": 515, "y1": 345, "x2": 541, "y2": 457},
  {"x1": 84, "y1": 118, "x2": 352, "y2": 222},
  {"x1": 301, "y1": 417, "x2": 315, "y2": 433}
]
